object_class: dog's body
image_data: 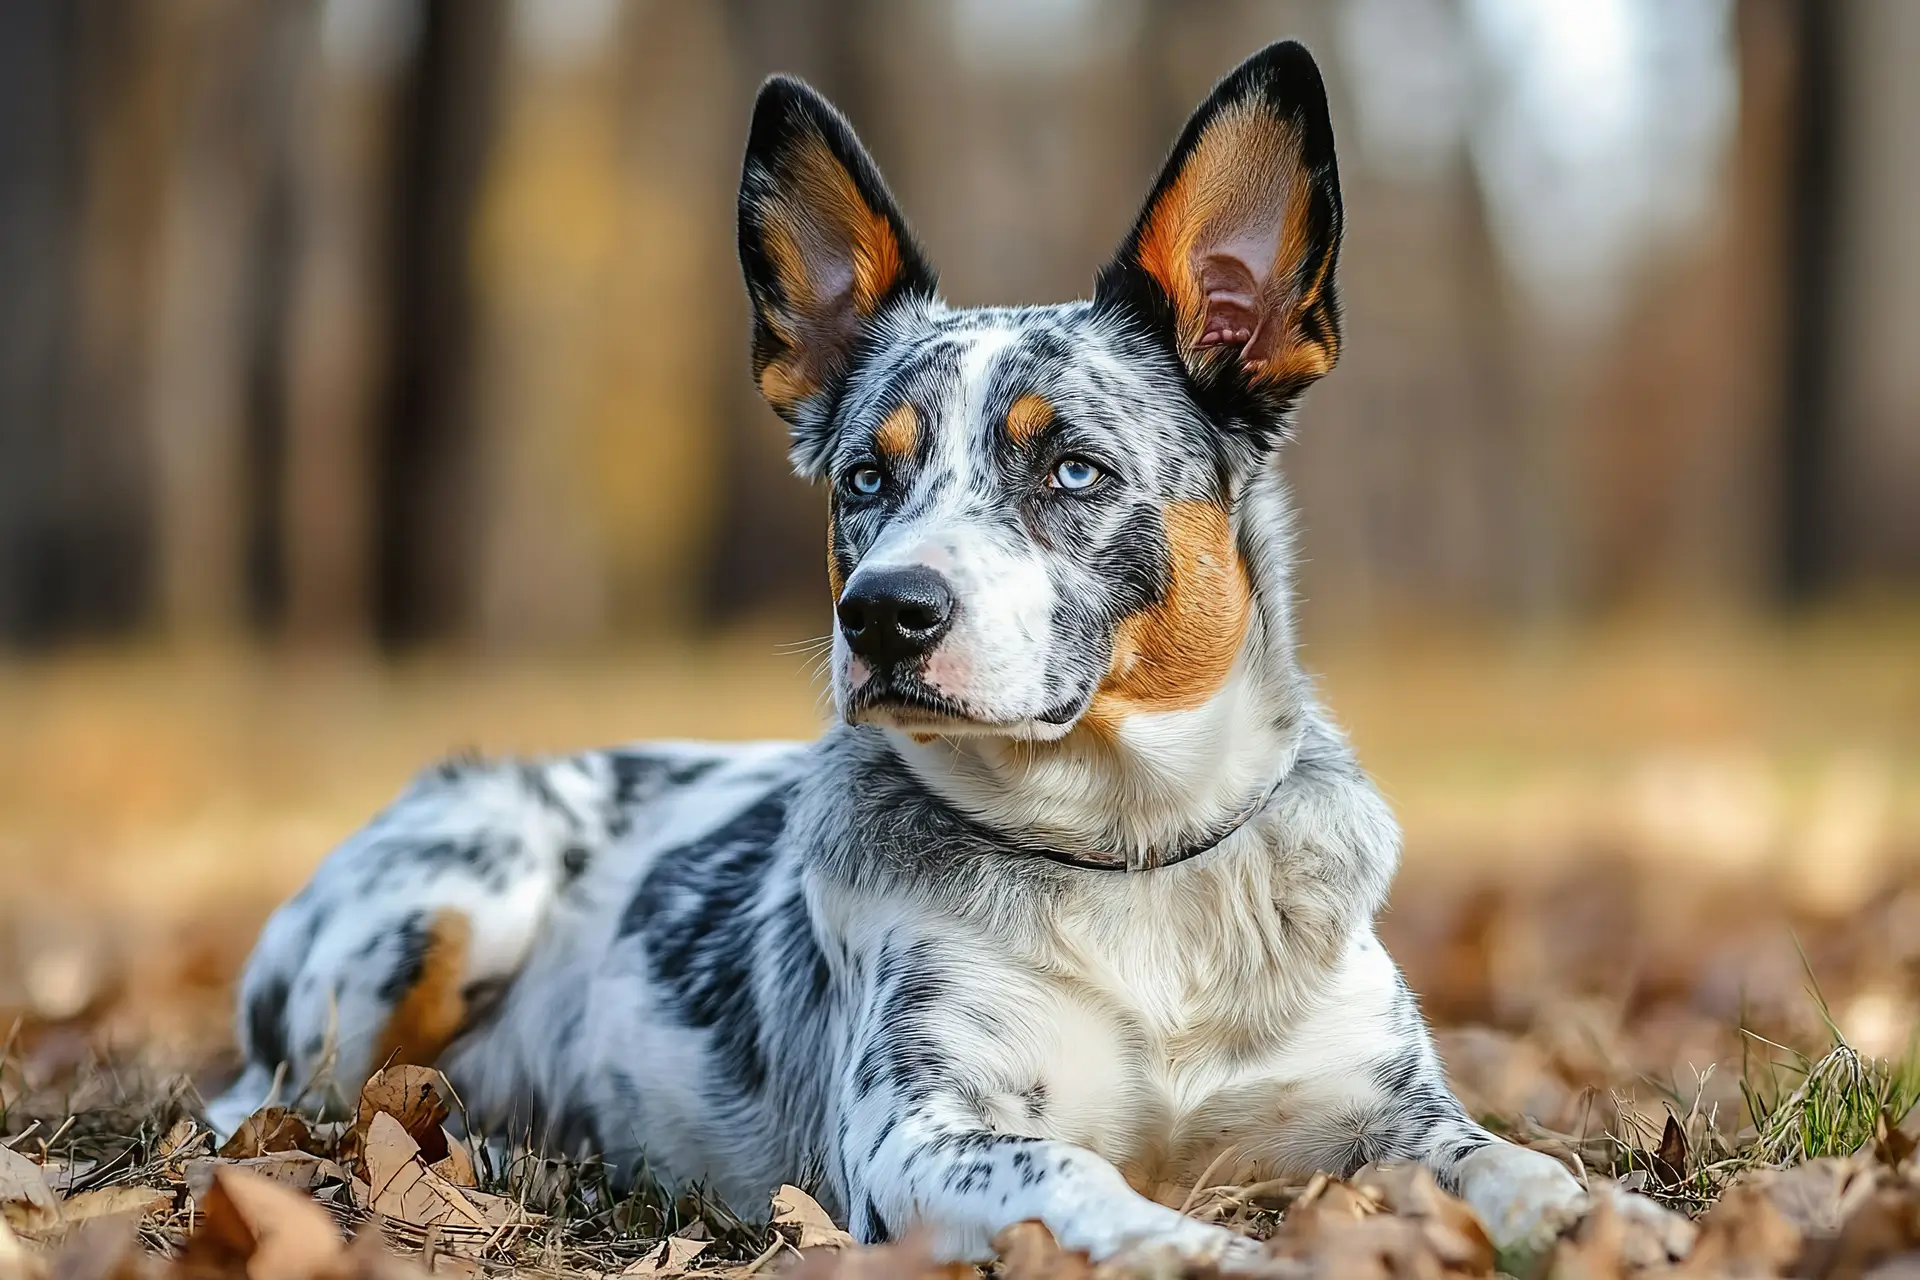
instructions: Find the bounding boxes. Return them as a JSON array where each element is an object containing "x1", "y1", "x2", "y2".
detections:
[{"x1": 213, "y1": 43, "x2": 1686, "y2": 1265}]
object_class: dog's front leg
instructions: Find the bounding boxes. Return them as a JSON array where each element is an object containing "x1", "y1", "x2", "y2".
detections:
[{"x1": 841, "y1": 1098, "x2": 1257, "y2": 1265}]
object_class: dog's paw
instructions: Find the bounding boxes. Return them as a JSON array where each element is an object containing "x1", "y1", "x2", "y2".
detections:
[
  {"x1": 1059, "y1": 1201, "x2": 1258, "y2": 1268},
  {"x1": 1454, "y1": 1145, "x2": 1697, "y2": 1265},
  {"x1": 1454, "y1": 1145, "x2": 1586, "y2": 1256}
]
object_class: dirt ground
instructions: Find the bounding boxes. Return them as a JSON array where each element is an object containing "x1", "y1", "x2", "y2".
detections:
[{"x1": 2, "y1": 610, "x2": 1918, "y2": 1276}]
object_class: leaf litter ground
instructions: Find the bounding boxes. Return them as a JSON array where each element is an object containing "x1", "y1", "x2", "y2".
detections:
[{"x1": 7, "y1": 854, "x2": 1920, "y2": 1279}]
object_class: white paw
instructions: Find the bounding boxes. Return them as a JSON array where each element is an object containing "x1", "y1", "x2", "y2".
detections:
[
  {"x1": 1454, "y1": 1143, "x2": 1588, "y2": 1254},
  {"x1": 1061, "y1": 1201, "x2": 1258, "y2": 1267},
  {"x1": 1455, "y1": 1145, "x2": 1696, "y2": 1263}
]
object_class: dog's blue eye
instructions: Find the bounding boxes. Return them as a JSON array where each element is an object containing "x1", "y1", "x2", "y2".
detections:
[
  {"x1": 1050, "y1": 458, "x2": 1101, "y2": 491},
  {"x1": 846, "y1": 465, "x2": 884, "y2": 496}
]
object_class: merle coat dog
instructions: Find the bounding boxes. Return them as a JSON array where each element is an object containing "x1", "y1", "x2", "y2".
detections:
[{"x1": 213, "y1": 42, "x2": 1688, "y2": 1267}]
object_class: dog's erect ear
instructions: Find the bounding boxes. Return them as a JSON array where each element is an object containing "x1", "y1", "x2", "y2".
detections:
[
  {"x1": 1098, "y1": 42, "x2": 1343, "y2": 421},
  {"x1": 738, "y1": 76, "x2": 935, "y2": 463}
]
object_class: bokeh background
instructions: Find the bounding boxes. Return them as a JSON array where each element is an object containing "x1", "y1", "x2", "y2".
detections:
[{"x1": 0, "y1": 0, "x2": 1916, "y2": 1122}]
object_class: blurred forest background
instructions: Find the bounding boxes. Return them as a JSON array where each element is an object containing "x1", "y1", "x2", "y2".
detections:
[{"x1": 0, "y1": 0, "x2": 1916, "y2": 1076}]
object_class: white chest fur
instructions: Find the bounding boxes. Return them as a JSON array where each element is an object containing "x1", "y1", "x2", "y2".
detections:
[{"x1": 954, "y1": 850, "x2": 1381, "y2": 1205}]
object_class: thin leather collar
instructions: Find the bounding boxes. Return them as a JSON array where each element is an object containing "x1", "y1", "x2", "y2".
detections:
[{"x1": 1025, "y1": 777, "x2": 1284, "y2": 872}]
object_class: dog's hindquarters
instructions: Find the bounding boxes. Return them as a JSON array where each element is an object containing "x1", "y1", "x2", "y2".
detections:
[{"x1": 208, "y1": 750, "x2": 664, "y2": 1135}]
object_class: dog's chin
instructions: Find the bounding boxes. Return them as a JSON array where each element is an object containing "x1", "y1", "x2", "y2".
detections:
[{"x1": 844, "y1": 680, "x2": 1086, "y2": 742}]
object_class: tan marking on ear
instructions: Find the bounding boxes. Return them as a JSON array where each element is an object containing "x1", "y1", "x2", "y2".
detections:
[
  {"x1": 759, "y1": 358, "x2": 819, "y2": 413},
  {"x1": 752, "y1": 136, "x2": 910, "y2": 414},
  {"x1": 826, "y1": 504, "x2": 846, "y2": 601},
  {"x1": 1004, "y1": 393, "x2": 1054, "y2": 446},
  {"x1": 875, "y1": 403, "x2": 918, "y2": 461},
  {"x1": 1085, "y1": 501, "x2": 1251, "y2": 728},
  {"x1": 1133, "y1": 103, "x2": 1334, "y2": 384},
  {"x1": 373, "y1": 908, "x2": 472, "y2": 1069},
  {"x1": 910, "y1": 733, "x2": 938, "y2": 745},
  {"x1": 764, "y1": 138, "x2": 907, "y2": 319}
]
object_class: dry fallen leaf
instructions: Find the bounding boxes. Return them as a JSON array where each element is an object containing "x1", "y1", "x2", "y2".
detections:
[
  {"x1": 620, "y1": 1235, "x2": 712, "y2": 1277},
  {"x1": 361, "y1": 1113, "x2": 489, "y2": 1232},
  {"x1": 0, "y1": 1214, "x2": 36, "y2": 1278},
  {"x1": 1676, "y1": 1179, "x2": 1805, "y2": 1277},
  {"x1": 1353, "y1": 1164, "x2": 1495, "y2": 1274},
  {"x1": 41, "y1": 1215, "x2": 158, "y2": 1280},
  {"x1": 993, "y1": 1221, "x2": 1094, "y2": 1280},
  {"x1": 154, "y1": 1119, "x2": 202, "y2": 1165},
  {"x1": 783, "y1": 1233, "x2": 966, "y2": 1280},
  {"x1": 1807, "y1": 1185, "x2": 1920, "y2": 1280},
  {"x1": 55, "y1": 1186, "x2": 173, "y2": 1226},
  {"x1": 220, "y1": 1108, "x2": 318, "y2": 1160},
  {"x1": 1653, "y1": 1114, "x2": 1689, "y2": 1187},
  {"x1": 38, "y1": 1162, "x2": 97, "y2": 1197},
  {"x1": 1754, "y1": 1158, "x2": 1878, "y2": 1238},
  {"x1": 426, "y1": 1132, "x2": 475, "y2": 1190},
  {"x1": 356, "y1": 1068, "x2": 452, "y2": 1166},
  {"x1": 1263, "y1": 1172, "x2": 1498, "y2": 1279},
  {"x1": 0, "y1": 1147, "x2": 60, "y2": 1234},
  {"x1": 186, "y1": 1153, "x2": 351, "y2": 1202},
  {"x1": 184, "y1": 1165, "x2": 346, "y2": 1280},
  {"x1": 773, "y1": 1184, "x2": 856, "y2": 1252},
  {"x1": 1546, "y1": 1193, "x2": 1628, "y2": 1280},
  {"x1": 1877, "y1": 1109, "x2": 1919, "y2": 1172}
]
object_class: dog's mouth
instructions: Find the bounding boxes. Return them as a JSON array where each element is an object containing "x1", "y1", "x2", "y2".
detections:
[{"x1": 846, "y1": 675, "x2": 1087, "y2": 737}]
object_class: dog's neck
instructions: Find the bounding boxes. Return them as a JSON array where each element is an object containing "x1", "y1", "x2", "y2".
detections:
[{"x1": 888, "y1": 469, "x2": 1309, "y2": 866}]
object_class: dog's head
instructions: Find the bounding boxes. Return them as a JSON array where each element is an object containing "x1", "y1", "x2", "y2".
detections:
[{"x1": 738, "y1": 42, "x2": 1342, "y2": 742}]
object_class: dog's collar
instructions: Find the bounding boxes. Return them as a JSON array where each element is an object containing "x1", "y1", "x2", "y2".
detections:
[{"x1": 1025, "y1": 777, "x2": 1283, "y2": 873}]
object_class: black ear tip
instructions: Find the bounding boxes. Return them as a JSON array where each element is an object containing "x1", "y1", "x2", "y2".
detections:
[
  {"x1": 1239, "y1": 40, "x2": 1329, "y2": 106},
  {"x1": 753, "y1": 73, "x2": 822, "y2": 109},
  {"x1": 1226, "y1": 40, "x2": 1335, "y2": 163},
  {"x1": 747, "y1": 74, "x2": 838, "y2": 149}
]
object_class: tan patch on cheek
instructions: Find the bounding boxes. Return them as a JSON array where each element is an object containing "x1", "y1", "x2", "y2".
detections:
[
  {"x1": 1004, "y1": 392, "x2": 1053, "y2": 445},
  {"x1": 1087, "y1": 501, "x2": 1251, "y2": 726},
  {"x1": 373, "y1": 908, "x2": 472, "y2": 1069},
  {"x1": 875, "y1": 403, "x2": 918, "y2": 461}
]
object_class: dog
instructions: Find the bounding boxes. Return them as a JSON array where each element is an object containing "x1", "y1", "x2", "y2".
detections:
[{"x1": 211, "y1": 42, "x2": 1689, "y2": 1267}]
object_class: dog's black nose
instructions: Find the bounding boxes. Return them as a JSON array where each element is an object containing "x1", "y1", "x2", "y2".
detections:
[{"x1": 837, "y1": 566, "x2": 955, "y2": 667}]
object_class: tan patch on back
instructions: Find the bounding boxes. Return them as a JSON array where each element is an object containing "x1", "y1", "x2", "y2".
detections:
[
  {"x1": 875, "y1": 403, "x2": 919, "y2": 461},
  {"x1": 1004, "y1": 393, "x2": 1054, "y2": 446},
  {"x1": 1133, "y1": 103, "x2": 1335, "y2": 384},
  {"x1": 1086, "y1": 501, "x2": 1251, "y2": 727},
  {"x1": 373, "y1": 909, "x2": 472, "y2": 1069}
]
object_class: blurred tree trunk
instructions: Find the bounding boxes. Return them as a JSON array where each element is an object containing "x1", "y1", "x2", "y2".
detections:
[
  {"x1": 374, "y1": 0, "x2": 503, "y2": 646},
  {"x1": 146, "y1": 0, "x2": 289, "y2": 643},
  {"x1": 1827, "y1": 0, "x2": 1920, "y2": 586},
  {"x1": 1576, "y1": 0, "x2": 1795, "y2": 608},
  {"x1": 65, "y1": 2, "x2": 174, "y2": 641},
  {"x1": 278, "y1": 1, "x2": 409, "y2": 646},
  {"x1": 465, "y1": 1, "x2": 625, "y2": 650},
  {"x1": 1776, "y1": 0, "x2": 1842, "y2": 602},
  {"x1": 0, "y1": 1, "x2": 79, "y2": 645}
]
